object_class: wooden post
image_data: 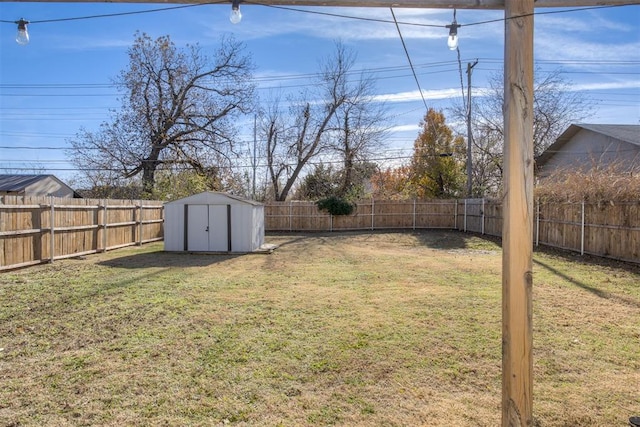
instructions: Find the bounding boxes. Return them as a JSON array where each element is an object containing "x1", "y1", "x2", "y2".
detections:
[
  {"x1": 412, "y1": 199, "x2": 416, "y2": 230},
  {"x1": 454, "y1": 199, "x2": 458, "y2": 230},
  {"x1": 536, "y1": 199, "x2": 540, "y2": 246},
  {"x1": 581, "y1": 200, "x2": 585, "y2": 255},
  {"x1": 502, "y1": 0, "x2": 534, "y2": 426},
  {"x1": 464, "y1": 199, "x2": 468, "y2": 232},
  {"x1": 481, "y1": 198, "x2": 485, "y2": 235},
  {"x1": 102, "y1": 199, "x2": 108, "y2": 251},
  {"x1": 137, "y1": 200, "x2": 143, "y2": 246},
  {"x1": 49, "y1": 195, "x2": 55, "y2": 263},
  {"x1": 371, "y1": 198, "x2": 375, "y2": 230}
]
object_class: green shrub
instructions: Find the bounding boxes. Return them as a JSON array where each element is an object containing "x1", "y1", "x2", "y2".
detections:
[{"x1": 316, "y1": 196, "x2": 355, "y2": 216}]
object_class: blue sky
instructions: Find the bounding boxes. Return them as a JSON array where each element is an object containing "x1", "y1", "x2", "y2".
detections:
[{"x1": 0, "y1": 2, "x2": 639, "y2": 184}]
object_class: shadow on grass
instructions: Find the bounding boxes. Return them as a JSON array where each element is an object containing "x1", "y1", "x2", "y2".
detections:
[
  {"x1": 534, "y1": 258, "x2": 640, "y2": 309},
  {"x1": 267, "y1": 229, "x2": 502, "y2": 251},
  {"x1": 412, "y1": 229, "x2": 488, "y2": 250},
  {"x1": 533, "y1": 243, "x2": 640, "y2": 275},
  {"x1": 98, "y1": 250, "x2": 242, "y2": 269}
]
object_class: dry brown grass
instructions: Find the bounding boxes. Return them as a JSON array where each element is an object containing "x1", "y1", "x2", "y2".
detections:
[
  {"x1": 536, "y1": 162, "x2": 640, "y2": 202},
  {"x1": 0, "y1": 231, "x2": 638, "y2": 426}
]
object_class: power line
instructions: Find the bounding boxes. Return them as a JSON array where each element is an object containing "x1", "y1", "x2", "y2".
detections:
[{"x1": 390, "y1": 7, "x2": 429, "y2": 112}]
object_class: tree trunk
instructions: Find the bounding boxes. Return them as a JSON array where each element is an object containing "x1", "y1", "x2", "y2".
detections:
[
  {"x1": 141, "y1": 162, "x2": 157, "y2": 198},
  {"x1": 340, "y1": 152, "x2": 354, "y2": 198}
]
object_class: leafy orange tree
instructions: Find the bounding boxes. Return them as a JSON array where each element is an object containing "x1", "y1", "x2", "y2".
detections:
[
  {"x1": 408, "y1": 108, "x2": 465, "y2": 198},
  {"x1": 370, "y1": 165, "x2": 412, "y2": 199}
]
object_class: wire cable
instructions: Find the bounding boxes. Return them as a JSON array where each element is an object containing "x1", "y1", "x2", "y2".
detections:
[
  {"x1": 0, "y1": 2, "x2": 225, "y2": 25},
  {"x1": 456, "y1": 46, "x2": 466, "y2": 114},
  {"x1": 389, "y1": 7, "x2": 429, "y2": 112},
  {"x1": 1, "y1": 3, "x2": 631, "y2": 29}
]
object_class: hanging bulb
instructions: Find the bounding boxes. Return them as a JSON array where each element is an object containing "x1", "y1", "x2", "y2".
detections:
[
  {"x1": 445, "y1": 10, "x2": 460, "y2": 51},
  {"x1": 447, "y1": 31, "x2": 459, "y2": 50},
  {"x1": 230, "y1": 0, "x2": 242, "y2": 24},
  {"x1": 15, "y1": 18, "x2": 30, "y2": 45}
]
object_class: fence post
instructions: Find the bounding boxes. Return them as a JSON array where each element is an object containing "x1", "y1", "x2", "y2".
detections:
[
  {"x1": 481, "y1": 198, "x2": 485, "y2": 235},
  {"x1": 289, "y1": 201, "x2": 292, "y2": 232},
  {"x1": 371, "y1": 198, "x2": 375, "y2": 231},
  {"x1": 581, "y1": 200, "x2": 585, "y2": 256},
  {"x1": 464, "y1": 199, "x2": 468, "y2": 232},
  {"x1": 413, "y1": 199, "x2": 416, "y2": 230},
  {"x1": 535, "y1": 199, "x2": 540, "y2": 247},
  {"x1": 137, "y1": 200, "x2": 143, "y2": 245},
  {"x1": 330, "y1": 214, "x2": 333, "y2": 232},
  {"x1": 454, "y1": 199, "x2": 458, "y2": 230},
  {"x1": 49, "y1": 195, "x2": 55, "y2": 263},
  {"x1": 103, "y1": 199, "x2": 108, "y2": 251}
]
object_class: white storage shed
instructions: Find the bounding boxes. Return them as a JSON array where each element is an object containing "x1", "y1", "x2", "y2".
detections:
[{"x1": 164, "y1": 192, "x2": 264, "y2": 253}]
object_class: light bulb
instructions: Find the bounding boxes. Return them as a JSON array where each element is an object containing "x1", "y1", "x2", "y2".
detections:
[
  {"x1": 230, "y1": 2, "x2": 242, "y2": 24},
  {"x1": 446, "y1": 19, "x2": 460, "y2": 51},
  {"x1": 447, "y1": 34, "x2": 458, "y2": 50},
  {"x1": 16, "y1": 19, "x2": 29, "y2": 45}
]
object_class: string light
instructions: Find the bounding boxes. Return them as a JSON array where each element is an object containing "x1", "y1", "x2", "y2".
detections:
[
  {"x1": 15, "y1": 18, "x2": 29, "y2": 45},
  {"x1": 445, "y1": 10, "x2": 460, "y2": 51},
  {"x1": 230, "y1": 0, "x2": 242, "y2": 24},
  {"x1": 1, "y1": 5, "x2": 628, "y2": 47}
]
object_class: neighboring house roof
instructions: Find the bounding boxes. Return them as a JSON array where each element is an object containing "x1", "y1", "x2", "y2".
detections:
[
  {"x1": 536, "y1": 124, "x2": 640, "y2": 167},
  {"x1": 0, "y1": 174, "x2": 80, "y2": 197},
  {"x1": 0, "y1": 174, "x2": 52, "y2": 192}
]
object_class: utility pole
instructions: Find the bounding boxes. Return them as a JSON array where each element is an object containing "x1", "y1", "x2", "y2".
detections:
[{"x1": 466, "y1": 59, "x2": 478, "y2": 198}]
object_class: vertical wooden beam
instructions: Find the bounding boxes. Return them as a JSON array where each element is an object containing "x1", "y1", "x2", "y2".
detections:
[
  {"x1": 49, "y1": 195, "x2": 55, "y2": 263},
  {"x1": 502, "y1": 0, "x2": 534, "y2": 425}
]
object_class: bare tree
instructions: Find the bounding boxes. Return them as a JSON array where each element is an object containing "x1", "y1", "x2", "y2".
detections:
[
  {"x1": 260, "y1": 42, "x2": 386, "y2": 201},
  {"x1": 453, "y1": 68, "x2": 591, "y2": 196},
  {"x1": 480, "y1": 69, "x2": 591, "y2": 157},
  {"x1": 68, "y1": 32, "x2": 255, "y2": 197},
  {"x1": 329, "y1": 74, "x2": 388, "y2": 198}
]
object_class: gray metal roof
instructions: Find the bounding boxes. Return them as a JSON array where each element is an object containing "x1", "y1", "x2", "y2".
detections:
[
  {"x1": 0, "y1": 174, "x2": 56, "y2": 192},
  {"x1": 536, "y1": 124, "x2": 640, "y2": 166},
  {"x1": 576, "y1": 124, "x2": 640, "y2": 147}
]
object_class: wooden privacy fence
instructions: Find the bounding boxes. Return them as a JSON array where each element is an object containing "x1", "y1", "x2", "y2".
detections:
[
  {"x1": 264, "y1": 199, "x2": 639, "y2": 264},
  {"x1": 459, "y1": 199, "x2": 639, "y2": 264},
  {"x1": 2, "y1": 197, "x2": 637, "y2": 269},
  {"x1": 0, "y1": 196, "x2": 164, "y2": 271},
  {"x1": 265, "y1": 199, "x2": 457, "y2": 232}
]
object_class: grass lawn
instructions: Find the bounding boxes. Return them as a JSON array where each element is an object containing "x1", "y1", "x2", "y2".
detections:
[{"x1": 0, "y1": 230, "x2": 638, "y2": 426}]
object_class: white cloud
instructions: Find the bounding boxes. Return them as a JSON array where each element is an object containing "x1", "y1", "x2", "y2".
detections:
[
  {"x1": 571, "y1": 80, "x2": 640, "y2": 92},
  {"x1": 389, "y1": 123, "x2": 420, "y2": 133},
  {"x1": 536, "y1": 35, "x2": 640, "y2": 63},
  {"x1": 375, "y1": 88, "x2": 461, "y2": 103}
]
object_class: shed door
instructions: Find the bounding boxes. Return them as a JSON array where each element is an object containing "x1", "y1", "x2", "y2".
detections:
[
  {"x1": 186, "y1": 204, "x2": 230, "y2": 252},
  {"x1": 207, "y1": 205, "x2": 229, "y2": 252},
  {"x1": 187, "y1": 205, "x2": 209, "y2": 251}
]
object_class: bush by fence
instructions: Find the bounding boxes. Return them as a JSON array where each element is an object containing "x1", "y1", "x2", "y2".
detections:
[{"x1": 0, "y1": 196, "x2": 164, "y2": 271}]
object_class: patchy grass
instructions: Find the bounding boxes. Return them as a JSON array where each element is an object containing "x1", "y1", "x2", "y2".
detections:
[{"x1": 0, "y1": 230, "x2": 638, "y2": 426}]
